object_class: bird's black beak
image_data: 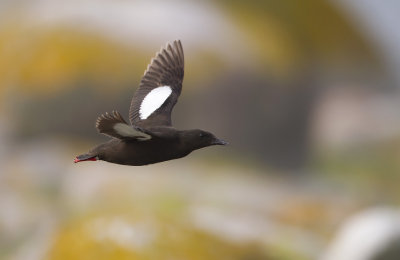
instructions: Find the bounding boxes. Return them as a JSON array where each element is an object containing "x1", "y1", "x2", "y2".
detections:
[{"x1": 212, "y1": 138, "x2": 228, "y2": 146}]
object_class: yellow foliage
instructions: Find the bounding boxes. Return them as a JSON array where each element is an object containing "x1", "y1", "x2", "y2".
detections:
[
  {"x1": 46, "y1": 214, "x2": 272, "y2": 260},
  {"x1": 218, "y1": 0, "x2": 377, "y2": 76},
  {"x1": 0, "y1": 24, "x2": 148, "y2": 95}
]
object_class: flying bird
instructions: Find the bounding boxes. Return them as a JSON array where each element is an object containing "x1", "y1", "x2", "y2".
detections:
[{"x1": 74, "y1": 40, "x2": 227, "y2": 165}]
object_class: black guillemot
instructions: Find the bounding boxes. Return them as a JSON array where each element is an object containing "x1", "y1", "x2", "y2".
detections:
[{"x1": 75, "y1": 40, "x2": 227, "y2": 166}]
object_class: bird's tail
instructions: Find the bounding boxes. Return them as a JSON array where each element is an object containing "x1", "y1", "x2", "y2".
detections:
[{"x1": 74, "y1": 153, "x2": 98, "y2": 163}]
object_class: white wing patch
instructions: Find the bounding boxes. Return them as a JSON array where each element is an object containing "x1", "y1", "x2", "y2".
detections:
[
  {"x1": 113, "y1": 123, "x2": 151, "y2": 141},
  {"x1": 139, "y1": 86, "x2": 172, "y2": 120}
]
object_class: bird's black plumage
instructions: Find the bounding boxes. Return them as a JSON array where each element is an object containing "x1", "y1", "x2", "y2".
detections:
[{"x1": 75, "y1": 40, "x2": 227, "y2": 166}]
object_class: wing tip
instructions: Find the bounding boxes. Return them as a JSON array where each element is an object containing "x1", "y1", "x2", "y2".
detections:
[
  {"x1": 143, "y1": 40, "x2": 184, "y2": 76},
  {"x1": 162, "y1": 39, "x2": 183, "y2": 58}
]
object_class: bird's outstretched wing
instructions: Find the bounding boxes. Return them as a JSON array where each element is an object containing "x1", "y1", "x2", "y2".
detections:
[
  {"x1": 96, "y1": 111, "x2": 151, "y2": 141},
  {"x1": 129, "y1": 40, "x2": 184, "y2": 128}
]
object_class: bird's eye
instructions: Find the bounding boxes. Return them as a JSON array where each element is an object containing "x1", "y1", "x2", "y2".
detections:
[{"x1": 199, "y1": 133, "x2": 204, "y2": 137}]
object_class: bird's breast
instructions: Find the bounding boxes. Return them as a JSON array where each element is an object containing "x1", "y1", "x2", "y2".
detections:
[{"x1": 102, "y1": 139, "x2": 189, "y2": 166}]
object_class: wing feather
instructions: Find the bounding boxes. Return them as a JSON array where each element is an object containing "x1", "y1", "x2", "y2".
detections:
[
  {"x1": 129, "y1": 40, "x2": 184, "y2": 128},
  {"x1": 96, "y1": 111, "x2": 151, "y2": 140}
]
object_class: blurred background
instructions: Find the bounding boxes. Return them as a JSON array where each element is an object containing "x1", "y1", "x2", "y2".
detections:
[{"x1": 1, "y1": 0, "x2": 400, "y2": 259}]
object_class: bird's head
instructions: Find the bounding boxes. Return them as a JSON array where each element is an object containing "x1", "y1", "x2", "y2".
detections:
[{"x1": 182, "y1": 129, "x2": 228, "y2": 150}]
